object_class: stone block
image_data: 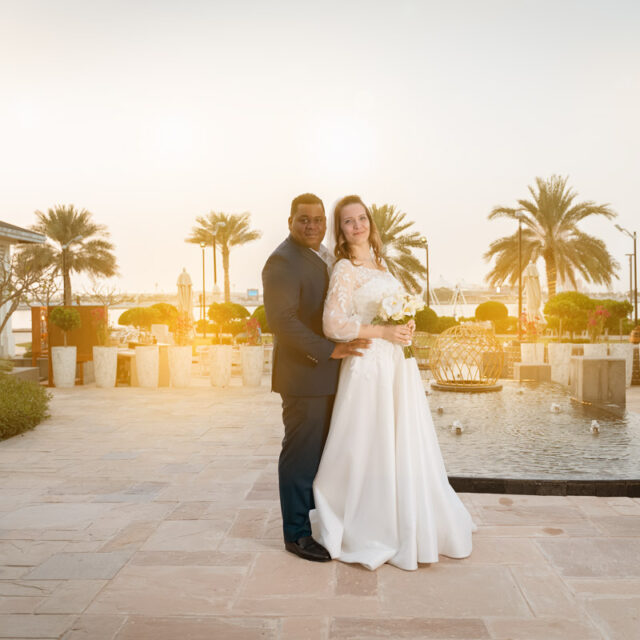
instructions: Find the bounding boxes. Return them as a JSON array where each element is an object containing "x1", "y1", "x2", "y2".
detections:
[
  {"x1": 6, "y1": 366, "x2": 39, "y2": 382},
  {"x1": 521, "y1": 343, "x2": 545, "y2": 364},
  {"x1": 569, "y1": 356, "x2": 626, "y2": 406},
  {"x1": 513, "y1": 362, "x2": 551, "y2": 382},
  {"x1": 548, "y1": 343, "x2": 572, "y2": 385}
]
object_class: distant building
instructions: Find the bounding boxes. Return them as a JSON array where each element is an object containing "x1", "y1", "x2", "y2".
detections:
[{"x1": 0, "y1": 221, "x2": 46, "y2": 358}]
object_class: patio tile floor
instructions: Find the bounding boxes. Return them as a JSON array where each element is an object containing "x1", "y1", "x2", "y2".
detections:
[{"x1": 0, "y1": 378, "x2": 639, "y2": 639}]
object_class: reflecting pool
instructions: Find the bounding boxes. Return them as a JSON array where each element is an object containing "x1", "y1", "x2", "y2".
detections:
[{"x1": 429, "y1": 380, "x2": 640, "y2": 480}]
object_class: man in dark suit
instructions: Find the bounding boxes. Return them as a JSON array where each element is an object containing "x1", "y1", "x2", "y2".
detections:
[{"x1": 262, "y1": 193, "x2": 369, "y2": 562}]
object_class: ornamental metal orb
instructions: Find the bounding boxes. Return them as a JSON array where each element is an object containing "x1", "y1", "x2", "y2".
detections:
[{"x1": 429, "y1": 323, "x2": 504, "y2": 392}]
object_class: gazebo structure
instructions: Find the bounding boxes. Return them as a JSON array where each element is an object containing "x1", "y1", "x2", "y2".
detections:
[
  {"x1": 0, "y1": 221, "x2": 46, "y2": 358},
  {"x1": 429, "y1": 322, "x2": 504, "y2": 392}
]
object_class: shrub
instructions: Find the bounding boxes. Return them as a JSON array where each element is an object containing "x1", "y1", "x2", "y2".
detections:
[
  {"x1": 48, "y1": 307, "x2": 81, "y2": 345},
  {"x1": 415, "y1": 307, "x2": 438, "y2": 332},
  {"x1": 475, "y1": 301, "x2": 508, "y2": 324},
  {"x1": 496, "y1": 316, "x2": 518, "y2": 334},
  {"x1": 0, "y1": 374, "x2": 51, "y2": 441},
  {"x1": 435, "y1": 316, "x2": 459, "y2": 333},
  {"x1": 599, "y1": 299, "x2": 634, "y2": 332},
  {"x1": 0, "y1": 359, "x2": 14, "y2": 373},
  {"x1": 251, "y1": 305, "x2": 271, "y2": 333},
  {"x1": 544, "y1": 292, "x2": 595, "y2": 337},
  {"x1": 208, "y1": 302, "x2": 250, "y2": 333},
  {"x1": 118, "y1": 307, "x2": 162, "y2": 329},
  {"x1": 150, "y1": 303, "x2": 178, "y2": 330}
]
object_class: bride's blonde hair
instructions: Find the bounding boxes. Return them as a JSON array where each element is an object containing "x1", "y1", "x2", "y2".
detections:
[{"x1": 333, "y1": 195, "x2": 384, "y2": 268}]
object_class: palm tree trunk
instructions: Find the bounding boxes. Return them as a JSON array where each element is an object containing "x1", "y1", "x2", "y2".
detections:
[
  {"x1": 63, "y1": 250, "x2": 72, "y2": 306},
  {"x1": 544, "y1": 253, "x2": 557, "y2": 298},
  {"x1": 222, "y1": 245, "x2": 230, "y2": 303}
]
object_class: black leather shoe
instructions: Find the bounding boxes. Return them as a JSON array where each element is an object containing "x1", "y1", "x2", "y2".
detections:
[{"x1": 285, "y1": 536, "x2": 332, "y2": 562}]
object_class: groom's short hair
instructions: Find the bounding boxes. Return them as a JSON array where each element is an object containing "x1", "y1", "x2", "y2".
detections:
[{"x1": 290, "y1": 193, "x2": 324, "y2": 218}]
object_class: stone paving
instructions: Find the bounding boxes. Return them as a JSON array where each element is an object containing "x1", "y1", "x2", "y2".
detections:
[{"x1": 0, "y1": 377, "x2": 639, "y2": 639}]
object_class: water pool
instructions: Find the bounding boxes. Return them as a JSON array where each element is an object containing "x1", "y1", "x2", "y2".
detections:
[{"x1": 429, "y1": 380, "x2": 640, "y2": 480}]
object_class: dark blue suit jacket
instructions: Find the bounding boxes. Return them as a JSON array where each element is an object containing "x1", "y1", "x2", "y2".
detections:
[{"x1": 262, "y1": 235, "x2": 340, "y2": 396}]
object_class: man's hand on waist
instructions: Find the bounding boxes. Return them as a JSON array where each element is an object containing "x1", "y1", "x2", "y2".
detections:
[{"x1": 330, "y1": 339, "x2": 371, "y2": 359}]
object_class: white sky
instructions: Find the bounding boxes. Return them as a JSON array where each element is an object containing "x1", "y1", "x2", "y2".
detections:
[{"x1": 1, "y1": 0, "x2": 639, "y2": 295}]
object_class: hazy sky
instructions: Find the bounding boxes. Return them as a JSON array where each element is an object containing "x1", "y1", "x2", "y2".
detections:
[{"x1": 1, "y1": 0, "x2": 639, "y2": 295}]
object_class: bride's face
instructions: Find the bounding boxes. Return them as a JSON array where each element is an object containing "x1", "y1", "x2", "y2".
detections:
[{"x1": 340, "y1": 203, "x2": 370, "y2": 248}]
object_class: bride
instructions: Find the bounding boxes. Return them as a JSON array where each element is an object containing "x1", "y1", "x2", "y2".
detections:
[{"x1": 310, "y1": 195, "x2": 476, "y2": 571}]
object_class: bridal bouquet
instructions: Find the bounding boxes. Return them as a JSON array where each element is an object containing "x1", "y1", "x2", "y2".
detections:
[{"x1": 372, "y1": 292, "x2": 425, "y2": 358}]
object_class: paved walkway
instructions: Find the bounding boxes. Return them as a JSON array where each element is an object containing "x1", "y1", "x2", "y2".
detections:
[{"x1": 0, "y1": 377, "x2": 639, "y2": 639}]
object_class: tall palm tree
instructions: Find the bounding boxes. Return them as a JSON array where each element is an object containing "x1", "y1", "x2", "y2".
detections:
[
  {"x1": 371, "y1": 204, "x2": 426, "y2": 293},
  {"x1": 484, "y1": 175, "x2": 618, "y2": 297},
  {"x1": 26, "y1": 205, "x2": 117, "y2": 305},
  {"x1": 186, "y1": 212, "x2": 262, "y2": 303}
]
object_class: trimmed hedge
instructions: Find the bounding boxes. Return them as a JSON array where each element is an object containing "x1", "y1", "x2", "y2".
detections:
[
  {"x1": 251, "y1": 305, "x2": 271, "y2": 333},
  {"x1": 0, "y1": 374, "x2": 51, "y2": 441}
]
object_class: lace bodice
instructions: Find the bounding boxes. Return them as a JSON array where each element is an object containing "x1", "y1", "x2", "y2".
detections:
[{"x1": 323, "y1": 259, "x2": 403, "y2": 341}]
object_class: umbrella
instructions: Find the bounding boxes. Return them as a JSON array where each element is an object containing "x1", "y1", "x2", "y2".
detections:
[
  {"x1": 177, "y1": 268, "x2": 193, "y2": 319},
  {"x1": 523, "y1": 262, "x2": 543, "y2": 323}
]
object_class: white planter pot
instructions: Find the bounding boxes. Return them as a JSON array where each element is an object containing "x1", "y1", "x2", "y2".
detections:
[
  {"x1": 51, "y1": 346, "x2": 76, "y2": 388},
  {"x1": 169, "y1": 345, "x2": 192, "y2": 388},
  {"x1": 135, "y1": 346, "x2": 159, "y2": 388},
  {"x1": 609, "y1": 343, "x2": 633, "y2": 388},
  {"x1": 210, "y1": 345, "x2": 232, "y2": 387},
  {"x1": 241, "y1": 345, "x2": 264, "y2": 387},
  {"x1": 93, "y1": 346, "x2": 118, "y2": 388},
  {"x1": 547, "y1": 343, "x2": 572, "y2": 386},
  {"x1": 583, "y1": 343, "x2": 608, "y2": 358},
  {"x1": 521, "y1": 342, "x2": 545, "y2": 364}
]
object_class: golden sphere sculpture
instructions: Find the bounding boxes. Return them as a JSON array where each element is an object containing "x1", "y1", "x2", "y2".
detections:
[{"x1": 429, "y1": 323, "x2": 504, "y2": 391}]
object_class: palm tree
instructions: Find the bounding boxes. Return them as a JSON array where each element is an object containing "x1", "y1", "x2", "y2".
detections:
[
  {"x1": 26, "y1": 205, "x2": 117, "y2": 305},
  {"x1": 186, "y1": 212, "x2": 262, "y2": 303},
  {"x1": 371, "y1": 204, "x2": 426, "y2": 293},
  {"x1": 484, "y1": 175, "x2": 618, "y2": 297}
]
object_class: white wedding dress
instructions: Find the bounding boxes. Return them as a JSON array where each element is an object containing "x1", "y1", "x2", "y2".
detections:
[{"x1": 310, "y1": 259, "x2": 476, "y2": 571}]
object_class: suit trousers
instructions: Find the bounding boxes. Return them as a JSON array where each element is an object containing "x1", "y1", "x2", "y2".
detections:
[{"x1": 278, "y1": 394, "x2": 335, "y2": 542}]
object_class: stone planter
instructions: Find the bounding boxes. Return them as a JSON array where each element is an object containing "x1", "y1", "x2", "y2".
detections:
[
  {"x1": 609, "y1": 343, "x2": 633, "y2": 388},
  {"x1": 93, "y1": 346, "x2": 118, "y2": 388},
  {"x1": 168, "y1": 345, "x2": 192, "y2": 388},
  {"x1": 210, "y1": 345, "x2": 232, "y2": 387},
  {"x1": 548, "y1": 343, "x2": 572, "y2": 386},
  {"x1": 241, "y1": 345, "x2": 264, "y2": 387},
  {"x1": 135, "y1": 346, "x2": 159, "y2": 388},
  {"x1": 51, "y1": 346, "x2": 76, "y2": 388},
  {"x1": 521, "y1": 342, "x2": 545, "y2": 364},
  {"x1": 583, "y1": 343, "x2": 608, "y2": 358}
]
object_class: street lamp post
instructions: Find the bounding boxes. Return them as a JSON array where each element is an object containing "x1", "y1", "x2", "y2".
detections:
[
  {"x1": 419, "y1": 236, "x2": 430, "y2": 307},
  {"x1": 615, "y1": 225, "x2": 638, "y2": 325},
  {"x1": 627, "y1": 254, "x2": 634, "y2": 307},
  {"x1": 200, "y1": 242, "x2": 207, "y2": 336},
  {"x1": 514, "y1": 212, "x2": 524, "y2": 341}
]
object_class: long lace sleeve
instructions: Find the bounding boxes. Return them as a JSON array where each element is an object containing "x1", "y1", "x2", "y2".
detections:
[{"x1": 323, "y1": 259, "x2": 361, "y2": 341}]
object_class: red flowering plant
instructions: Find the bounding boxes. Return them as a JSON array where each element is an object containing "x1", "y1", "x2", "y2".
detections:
[
  {"x1": 245, "y1": 317, "x2": 262, "y2": 346},
  {"x1": 174, "y1": 311, "x2": 193, "y2": 346},
  {"x1": 91, "y1": 307, "x2": 111, "y2": 346},
  {"x1": 587, "y1": 305, "x2": 611, "y2": 343}
]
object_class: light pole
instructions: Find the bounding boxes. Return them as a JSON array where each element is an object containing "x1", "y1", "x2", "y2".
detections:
[
  {"x1": 627, "y1": 253, "x2": 634, "y2": 307},
  {"x1": 60, "y1": 235, "x2": 82, "y2": 306},
  {"x1": 516, "y1": 211, "x2": 524, "y2": 341},
  {"x1": 200, "y1": 242, "x2": 206, "y2": 336},
  {"x1": 419, "y1": 236, "x2": 430, "y2": 307},
  {"x1": 615, "y1": 224, "x2": 638, "y2": 325}
]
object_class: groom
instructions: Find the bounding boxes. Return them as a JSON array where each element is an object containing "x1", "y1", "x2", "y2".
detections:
[{"x1": 262, "y1": 193, "x2": 369, "y2": 562}]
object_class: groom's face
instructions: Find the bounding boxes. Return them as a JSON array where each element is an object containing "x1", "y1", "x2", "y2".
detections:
[{"x1": 289, "y1": 204, "x2": 326, "y2": 251}]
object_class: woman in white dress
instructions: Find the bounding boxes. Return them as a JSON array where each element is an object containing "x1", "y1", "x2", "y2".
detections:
[{"x1": 310, "y1": 195, "x2": 476, "y2": 571}]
